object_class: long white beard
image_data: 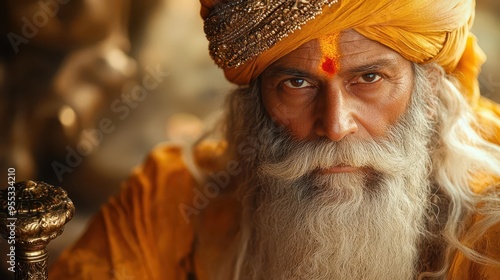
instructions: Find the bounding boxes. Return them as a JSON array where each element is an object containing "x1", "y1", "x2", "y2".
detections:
[
  {"x1": 243, "y1": 171, "x2": 430, "y2": 280},
  {"x1": 229, "y1": 77, "x2": 435, "y2": 280}
]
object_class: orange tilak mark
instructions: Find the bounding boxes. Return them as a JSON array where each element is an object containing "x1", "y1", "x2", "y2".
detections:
[
  {"x1": 318, "y1": 33, "x2": 340, "y2": 76},
  {"x1": 321, "y1": 57, "x2": 337, "y2": 75}
]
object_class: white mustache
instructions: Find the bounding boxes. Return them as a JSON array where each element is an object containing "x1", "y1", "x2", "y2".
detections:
[{"x1": 260, "y1": 135, "x2": 416, "y2": 182}]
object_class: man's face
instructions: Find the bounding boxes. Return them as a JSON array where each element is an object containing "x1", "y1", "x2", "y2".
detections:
[
  {"x1": 230, "y1": 29, "x2": 435, "y2": 279},
  {"x1": 260, "y1": 29, "x2": 414, "y2": 148}
]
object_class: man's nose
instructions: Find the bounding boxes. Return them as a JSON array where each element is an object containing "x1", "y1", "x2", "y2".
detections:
[{"x1": 314, "y1": 88, "x2": 358, "y2": 141}]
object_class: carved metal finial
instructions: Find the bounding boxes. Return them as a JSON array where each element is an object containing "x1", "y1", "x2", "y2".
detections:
[{"x1": 0, "y1": 180, "x2": 75, "y2": 280}]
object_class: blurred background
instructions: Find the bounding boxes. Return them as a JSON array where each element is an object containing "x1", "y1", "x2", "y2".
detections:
[{"x1": 0, "y1": 0, "x2": 499, "y2": 277}]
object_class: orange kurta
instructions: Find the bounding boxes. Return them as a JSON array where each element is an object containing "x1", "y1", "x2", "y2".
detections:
[{"x1": 49, "y1": 142, "x2": 500, "y2": 279}]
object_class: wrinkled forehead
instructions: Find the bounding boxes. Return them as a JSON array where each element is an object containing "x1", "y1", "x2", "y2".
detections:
[{"x1": 264, "y1": 29, "x2": 407, "y2": 74}]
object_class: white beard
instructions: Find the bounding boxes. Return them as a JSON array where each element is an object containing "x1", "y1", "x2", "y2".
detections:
[
  {"x1": 226, "y1": 74, "x2": 435, "y2": 280},
  {"x1": 241, "y1": 169, "x2": 430, "y2": 280}
]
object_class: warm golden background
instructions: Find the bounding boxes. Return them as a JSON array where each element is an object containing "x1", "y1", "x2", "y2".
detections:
[{"x1": 0, "y1": 0, "x2": 498, "y2": 277}]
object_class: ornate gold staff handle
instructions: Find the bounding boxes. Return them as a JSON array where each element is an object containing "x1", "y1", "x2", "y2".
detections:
[{"x1": 0, "y1": 180, "x2": 75, "y2": 280}]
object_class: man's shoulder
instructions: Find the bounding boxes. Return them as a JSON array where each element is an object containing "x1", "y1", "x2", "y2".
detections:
[
  {"x1": 122, "y1": 140, "x2": 229, "y2": 200},
  {"x1": 49, "y1": 142, "x2": 230, "y2": 279},
  {"x1": 122, "y1": 143, "x2": 192, "y2": 199},
  {"x1": 138, "y1": 140, "x2": 227, "y2": 173},
  {"x1": 118, "y1": 140, "x2": 240, "y2": 220},
  {"x1": 130, "y1": 140, "x2": 242, "y2": 270}
]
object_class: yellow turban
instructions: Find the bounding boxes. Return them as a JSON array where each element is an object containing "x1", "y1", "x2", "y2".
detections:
[{"x1": 201, "y1": 0, "x2": 500, "y2": 145}]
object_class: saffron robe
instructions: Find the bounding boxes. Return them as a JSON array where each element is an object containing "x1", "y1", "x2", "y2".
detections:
[{"x1": 49, "y1": 142, "x2": 500, "y2": 279}]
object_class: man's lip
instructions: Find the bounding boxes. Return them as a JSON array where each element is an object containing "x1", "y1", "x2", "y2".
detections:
[{"x1": 320, "y1": 165, "x2": 360, "y2": 174}]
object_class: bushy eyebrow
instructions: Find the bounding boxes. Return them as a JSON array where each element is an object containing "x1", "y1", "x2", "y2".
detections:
[
  {"x1": 345, "y1": 58, "x2": 399, "y2": 74},
  {"x1": 263, "y1": 66, "x2": 315, "y2": 79}
]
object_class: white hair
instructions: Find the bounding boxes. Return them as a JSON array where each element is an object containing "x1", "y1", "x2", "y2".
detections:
[{"x1": 419, "y1": 63, "x2": 500, "y2": 278}]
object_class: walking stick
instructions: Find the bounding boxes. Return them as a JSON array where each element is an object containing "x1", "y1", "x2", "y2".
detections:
[{"x1": 0, "y1": 180, "x2": 75, "y2": 280}]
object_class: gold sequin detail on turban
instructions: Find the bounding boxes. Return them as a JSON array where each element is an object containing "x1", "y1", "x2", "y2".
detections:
[{"x1": 204, "y1": 0, "x2": 339, "y2": 69}]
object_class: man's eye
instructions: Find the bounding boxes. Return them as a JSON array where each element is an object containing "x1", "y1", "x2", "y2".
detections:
[
  {"x1": 356, "y1": 73, "x2": 381, "y2": 84},
  {"x1": 283, "y1": 78, "x2": 312, "y2": 89}
]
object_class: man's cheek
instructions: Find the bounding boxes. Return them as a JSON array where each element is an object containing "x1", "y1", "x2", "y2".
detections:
[{"x1": 270, "y1": 103, "x2": 301, "y2": 126}]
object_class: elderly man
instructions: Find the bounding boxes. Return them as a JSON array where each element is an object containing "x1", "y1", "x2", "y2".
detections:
[{"x1": 51, "y1": 0, "x2": 500, "y2": 279}]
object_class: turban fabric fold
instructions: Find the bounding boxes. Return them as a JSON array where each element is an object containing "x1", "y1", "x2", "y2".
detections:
[{"x1": 201, "y1": 0, "x2": 500, "y2": 146}]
